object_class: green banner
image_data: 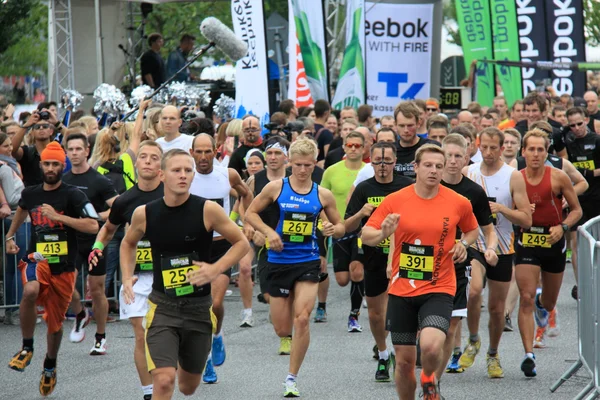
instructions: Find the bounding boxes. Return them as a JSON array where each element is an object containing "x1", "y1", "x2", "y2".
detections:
[
  {"x1": 490, "y1": 0, "x2": 522, "y2": 108},
  {"x1": 455, "y1": 0, "x2": 495, "y2": 106}
]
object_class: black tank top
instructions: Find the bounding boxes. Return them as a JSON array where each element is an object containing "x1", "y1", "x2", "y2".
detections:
[{"x1": 145, "y1": 195, "x2": 213, "y2": 297}]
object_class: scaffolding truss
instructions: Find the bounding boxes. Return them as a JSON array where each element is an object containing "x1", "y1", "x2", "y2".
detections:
[{"x1": 49, "y1": 0, "x2": 75, "y2": 102}]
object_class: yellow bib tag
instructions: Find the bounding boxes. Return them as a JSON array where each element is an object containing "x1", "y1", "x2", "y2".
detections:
[
  {"x1": 522, "y1": 227, "x2": 551, "y2": 248},
  {"x1": 399, "y1": 243, "x2": 434, "y2": 280},
  {"x1": 36, "y1": 241, "x2": 68, "y2": 257},
  {"x1": 573, "y1": 160, "x2": 595, "y2": 171}
]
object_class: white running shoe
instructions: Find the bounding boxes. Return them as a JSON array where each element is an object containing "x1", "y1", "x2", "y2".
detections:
[
  {"x1": 240, "y1": 310, "x2": 254, "y2": 328},
  {"x1": 90, "y1": 338, "x2": 107, "y2": 355},
  {"x1": 69, "y1": 309, "x2": 90, "y2": 343}
]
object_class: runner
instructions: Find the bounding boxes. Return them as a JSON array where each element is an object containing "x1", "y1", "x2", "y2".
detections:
[
  {"x1": 437, "y1": 134, "x2": 498, "y2": 380},
  {"x1": 362, "y1": 144, "x2": 479, "y2": 400},
  {"x1": 515, "y1": 129, "x2": 582, "y2": 377},
  {"x1": 321, "y1": 131, "x2": 366, "y2": 332},
  {"x1": 351, "y1": 127, "x2": 398, "y2": 190},
  {"x1": 344, "y1": 142, "x2": 413, "y2": 382},
  {"x1": 120, "y1": 149, "x2": 249, "y2": 400},
  {"x1": 62, "y1": 133, "x2": 118, "y2": 355},
  {"x1": 245, "y1": 138, "x2": 345, "y2": 398},
  {"x1": 188, "y1": 133, "x2": 254, "y2": 383},
  {"x1": 6, "y1": 142, "x2": 99, "y2": 396},
  {"x1": 88, "y1": 140, "x2": 164, "y2": 399},
  {"x1": 460, "y1": 127, "x2": 532, "y2": 379}
]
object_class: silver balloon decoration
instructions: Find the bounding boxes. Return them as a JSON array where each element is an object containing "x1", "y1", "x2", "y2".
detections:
[
  {"x1": 93, "y1": 84, "x2": 129, "y2": 117},
  {"x1": 60, "y1": 89, "x2": 84, "y2": 110},
  {"x1": 129, "y1": 85, "x2": 152, "y2": 108},
  {"x1": 213, "y1": 94, "x2": 235, "y2": 120}
]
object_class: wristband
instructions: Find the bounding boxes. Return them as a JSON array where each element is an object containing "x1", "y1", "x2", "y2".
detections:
[
  {"x1": 1, "y1": 202, "x2": 8, "y2": 207},
  {"x1": 92, "y1": 241, "x2": 105, "y2": 251},
  {"x1": 5, "y1": 236, "x2": 14, "y2": 242},
  {"x1": 54, "y1": 120, "x2": 62, "y2": 128},
  {"x1": 229, "y1": 211, "x2": 239, "y2": 221}
]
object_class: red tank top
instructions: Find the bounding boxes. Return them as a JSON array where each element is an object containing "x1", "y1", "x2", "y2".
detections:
[{"x1": 521, "y1": 166, "x2": 562, "y2": 227}]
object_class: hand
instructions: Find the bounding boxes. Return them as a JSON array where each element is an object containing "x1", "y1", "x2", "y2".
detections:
[
  {"x1": 224, "y1": 137, "x2": 234, "y2": 155},
  {"x1": 484, "y1": 248, "x2": 498, "y2": 267},
  {"x1": 321, "y1": 221, "x2": 335, "y2": 237},
  {"x1": 386, "y1": 261, "x2": 392, "y2": 279},
  {"x1": 0, "y1": 204, "x2": 11, "y2": 218},
  {"x1": 252, "y1": 230, "x2": 266, "y2": 247},
  {"x1": 381, "y1": 213, "x2": 400, "y2": 238},
  {"x1": 40, "y1": 204, "x2": 62, "y2": 222},
  {"x1": 5, "y1": 238, "x2": 19, "y2": 254},
  {"x1": 450, "y1": 242, "x2": 467, "y2": 263},
  {"x1": 25, "y1": 112, "x2": 40, "y2": 128},
  {"x1": 122, "y1": 276, "x2": 139, "y2": 304},
  {"x1": 489, "y1": 202, "x2": 504, "y2": 215},
  {"x1": 187, "y1": 261, "x2": 219, "y2": 287},
  {"x1": 266, "y1": 230, "x2": 283, "y2": 252},
  {"x1": 360, "y1": 203, "x2": 376, "y2": 218},
  {"x1": 88, "y1": 248, "x2": 103, "y2": 271},
  {"x1": 110, "y1": 121, "x2": 123, "y2": 132},
  {"x1": 4, "y1": 104, "x2": 15, "y2": 120},
  {"x1": 242, "y1": 223, "x2": 255, "y2": 241},
  {"x1": 548, "y1": 225, "x2": 564, "y2": 245},
  {"x1": 44, "y1": 108, "x2": 59, "y2": 125},
  {"x1": 530, "y1": 203, "x2": 536, "y2": 213},
  {"x1": 140, "y1": 99, "x2": 152, "y2": 111}
]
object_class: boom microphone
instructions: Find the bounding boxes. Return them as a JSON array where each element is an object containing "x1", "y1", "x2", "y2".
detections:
[{"x1": 200, "y1": 17, "x2": 249, "y2": 62}]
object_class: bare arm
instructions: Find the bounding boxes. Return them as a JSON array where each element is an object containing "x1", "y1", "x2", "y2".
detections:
[
  {"x1": 319, "y1": 187, "x2": 345, "y2": 238},
  {"x1": 229, "y1": 168, "x2": 254, "y2": 214},
  {"x1": 559, "y1": 170, "x2": 583, "y2": 228},
  {"x1": 94, "y1": 220, "x2": 119, "y2": 248},
  {"x1": 245, "y1": 180, "x2": 281, "y2": 237},
  {"x1": 6, "y1": 207, "x2": 28, "y2": 238},
  {"x1": 56, "y1": 214, "x2": 99, "y2": 234},
  {"x1": 120, "y1": 206, "x2": 146, "y2": 283},
  {"x1": 130, "y1": 99, "x2": 151, "y2": 155},
  {"x1": 11, "y1": 113, "x2": 39, "y2": 160},
  {"x1": 495, "y1": 171, "x2": 532, "y2": 228},
  {"x1": 98, "y1": 195, "x2": 118, "y2": 222},
  {"x1": 481, "y1": 224, "x2": 498, "y2": 251},
  {"x1": 563, "y1": 159, "x2": 589, "y2": 196}
]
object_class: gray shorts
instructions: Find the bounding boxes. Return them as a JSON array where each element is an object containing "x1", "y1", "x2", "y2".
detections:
[{"x1": 146, "y1": 290, "x2": 214, "y2": 374}]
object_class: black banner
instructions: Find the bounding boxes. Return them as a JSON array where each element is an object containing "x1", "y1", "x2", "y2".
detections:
[
  {"x1": 516, "y1": 0, "x2": 550, "y2": 95},
  {"x1": 544, "y1": 0, "x2": 587, "y2": 96}
]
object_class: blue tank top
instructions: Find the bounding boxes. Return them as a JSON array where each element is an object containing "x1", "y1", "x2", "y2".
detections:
[{"x1": 268, "y1": 178, "x2": 322, "y2": 264}]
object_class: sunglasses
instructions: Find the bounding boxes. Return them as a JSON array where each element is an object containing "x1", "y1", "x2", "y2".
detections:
[
  {"x1": 426, "y1": 108, "x2": 438, "y2": 112},
  {"x1": 569, "y1": 121, "x2": 585, "y2": 128},
  {"x1": 32, "y1": 124, "x2": 51, "y2": 130},
  {"x1": 371, "y1": 160, "x2": 395, "y2": 165},
  {"x1": 345, "y1": 143, "x2": 363, "y2": 149}
]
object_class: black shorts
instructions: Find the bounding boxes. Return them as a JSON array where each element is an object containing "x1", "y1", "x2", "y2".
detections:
[
  {"x1": 266, "y1": 260, "x2": 320, "y2": 298},
  {"x1": 146, "y1": 290, "x2": 213, "y2": 374},
  {"x1": 256, "y1": 245, "x2": 269, "y2": 294},
  {"x1": 333, "y1": 236, "x2": 364, "y2": 273},
  {"x1": 515, "y1": 237, "x2": 567, "y2": 274},
  {"x1": 363, "y1": 247, "x2": 389, "y2": 297},
  {"x1": 317, "y1": 230, "x2": 327, "y2": 258},
  {"x1": 387, "y1": 293, "x2": 453, "y2": 346},
  {"x1": 452, "y1": 269, "x2": 470, "y2": 318},
  {"x1": 471, "y1": 250, "x2": 513, "y2": 283},
  {"x1": 571, "y1": 199, "x2": 600, "y2": 231},
  {"x1": 211, "y1": 239, "x2": 232, "y2": 278},
  {"x1": 76, "y1": 247, "x2": 106, "y2": 276}
]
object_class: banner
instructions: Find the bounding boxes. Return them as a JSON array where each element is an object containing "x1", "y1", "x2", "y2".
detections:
[
  {"x1": 332, "y1": 0, "x2": 365, "y2": 110},
  {"x1": 365, "y1": 2, "x2": 434, "y2": 117},
  {"x1": 290, "y1": 0, "x2": 329, "y2": 101},
  {"x1": 480, "y1": 60, "x2": 600, "y2": 72},
  {"x1": 287, "y1": 1, "x2": 314, "y2": 107},
  {"x1": 490, "y1": 0, "x2": 522, "y2": 107},
  {"x1": 455, "y1": 0, "x2": 495, "y2": 106},
  {"x1": 516, "y1": 0, "x2": 550, "y2": 95},
  {"x1": 544, "y1": 0, "x2": 587, "y2": 96},
  {"x1": 231, "y1": 0, "x2": 270, "y2": 125}
]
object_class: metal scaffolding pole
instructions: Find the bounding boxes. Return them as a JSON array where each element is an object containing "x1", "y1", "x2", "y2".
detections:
[
  {"x1": 325, "y1": 0, "x2": 346, "y2": 85},
  {"x1": 49, "y1": 0, "x2": 75, "y2": 102},
  {"x1": 125, "y1": 2, "x2": 146, "y2": 89}
]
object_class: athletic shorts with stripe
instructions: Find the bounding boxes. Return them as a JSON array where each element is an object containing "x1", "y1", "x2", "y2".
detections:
[{"x1": 119, "y1": 272, "x2": 153, "y2": 320}]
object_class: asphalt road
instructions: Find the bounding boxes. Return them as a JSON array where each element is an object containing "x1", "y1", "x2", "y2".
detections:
[{"x1": 0, "y1": 262, "x2": 593, "y2": 399}]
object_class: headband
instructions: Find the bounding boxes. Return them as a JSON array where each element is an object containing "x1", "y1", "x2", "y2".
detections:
[{"x1": 265, "y1": 142, "x2": 288, "y2": 156}]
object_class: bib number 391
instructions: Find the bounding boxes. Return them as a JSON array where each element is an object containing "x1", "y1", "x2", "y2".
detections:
[{"x1": 398, "y1": 243, "x2": 434, "y2": 281}]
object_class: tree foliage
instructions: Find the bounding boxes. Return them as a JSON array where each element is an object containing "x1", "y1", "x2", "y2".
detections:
[{"x1": 442, "y1": 0, "x2": 460, "y2": 46}]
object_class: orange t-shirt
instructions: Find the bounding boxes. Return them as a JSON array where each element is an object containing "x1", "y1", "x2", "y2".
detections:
[
  {"x1": 498, "y1": 119, "x2": 516, "y2": 130},
  {"x1": 365, "y1": 185, "x2": 478, "y2": 297}
]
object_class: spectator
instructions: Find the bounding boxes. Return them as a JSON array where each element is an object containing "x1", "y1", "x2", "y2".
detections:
[
  {"x1": 1, "y1": 121, "x2": 20, "y2": 139},
  {"x1": 167, "y1": 34, "x2": 196, "y2": 82},
  {"x1": 13, "y1": 81, "x2": 26, "y2": 104},
  {"x1": 279, "y1": 99, "x2": 298, "y2": 121},
  {"x1": 181, "y1": 117, "x2": 215, "y2": 137},
  {"x1": 357, "y1": 104, "x2": 375, "y2": 130},
  {"x1": 33, "y1": 88, "x2": 46, "y2": 104},
  {"x1": 78, "y1": 116, "x2": 100, "y2": 136},
  {"x1": 37, "y1": 101, "x2": 58, "y2": 116},
  {"x1": 340, "y1": 106, "x2": 357, "y2": 121},
  {"x1": 313, "y1": 99, "x2": 334, "y2": 166},
  {"x1": 141, "y1": 33, "x2": 166, "y2": 88}
]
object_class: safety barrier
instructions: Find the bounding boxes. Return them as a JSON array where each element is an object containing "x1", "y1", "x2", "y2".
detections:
[{"x1": 550, "y1": 216, "x2": 600, "y2": 399}]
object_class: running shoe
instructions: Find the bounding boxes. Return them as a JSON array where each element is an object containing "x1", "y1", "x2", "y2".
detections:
[
  {"x1": 421, "y1": 382, "x2": 440, "y2": 400},
  {"x1": 240, "y1": 310, "x2": 254, "y2": 328},
  {"x1": 212, "y1": 335, "x2": 226, "y2": 366},
  {"x1": 566, "y1": 248, "x2": 572, "y2": 263},
  {"x1": 362, "y1": 298, "x2": 368, "y2": 309},
  {"x1": 521, "y1": 354, "x2": 537, "y2": 377},
  {"x1": 547, "y1": 308, "x2": 560, "y2": 337},
  {"x1": 534, "y1": 327, "x2": 546, "y2": 348},
  {"x1": 486, "y1": 354, "x2": 504, "y2": 378},
  {"x1": 202, "y1": 358, "x2": 217, "y2": 384},
  {"x1": 283, "y1": 380, "x2": 300, "y2": 397},
  {"x1": 39, "y1": 368, "x2": 57, "y2": 396},
  {"x1": 534, "y1": 289, "x2": 549, "y2": 328},
  {"x1": 504, "y1": 314, "x2": 514, "y2": 332},
  {"x1": 90, "y1": 338, "x2": 107, "y2": 356},
  {"x1": 458, "y1": 339, "x2": 481, "y2": 369},
  {"x1": 375, "y1": 357, "x2": 392, "y2": 382},
  {"x1": 572, "y1": 285, "x2": 578, "y2": 300},
  {"x1": 445, "y1": 352, "x2": 464, "y2": 373},
  {"x1": 278, "y1": 336, "x2": 292, "y2": 355},
  {"x1": 348, "y1": 315, "x2": 362, "y2": 333},
  {"x1": 69, "y1": 308, "x2": 90, "y2": 343},
  {"x1": 8, "y1": 349, "x2": 33, "y2": 372},
  {"x1": 314, "y1": 307, "x2": 327, "y2": 323},
  {"x1": 372, "y1": 344, "x2": 378, "y2": 360},
  {"x1": 257, "y1": 293, "x2": 268, "y2": 304}
]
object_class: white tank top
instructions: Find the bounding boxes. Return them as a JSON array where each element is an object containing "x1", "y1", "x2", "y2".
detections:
[
  {"x1": 190, "y1": 165, "x2": 231, "y2": 238},
  {"x1": 467, "y1": 162, "x2": 515, "y2": 255}
]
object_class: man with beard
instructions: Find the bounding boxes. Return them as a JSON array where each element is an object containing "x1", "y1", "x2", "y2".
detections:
[
  {"x1": 228, "y1": 115, "x2": 265, "y2": 177},
  {"x1": 88, "y1": 141, "x2": 164, "y2": 399},
  {"x1": 7, "y1": 142, "x2": 99, "y2": 396},
  {"x1": 167, "y1": 34, "x2": 196, "y2": 82},
  {"x1": 189, "y1": 134, "x2": 254, "y2": 384}
]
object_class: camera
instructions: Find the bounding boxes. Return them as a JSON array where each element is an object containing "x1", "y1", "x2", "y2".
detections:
[{"x1": 38, "y1": 111, "x2": 50, "y2": 120}]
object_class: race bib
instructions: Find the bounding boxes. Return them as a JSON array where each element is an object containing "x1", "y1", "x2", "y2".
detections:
[
  {"x1": 573, "y1": 159, "x2": 595, "y2": 171},
  {"x1": 282, "y1": 212, "x2": 314, "y2": 243},
  {"x1": 399, "y1": 243, "x2": 434, "y2": 280},
  {"x1": 377, "y1": 237, "x2": 390, "y2": 254},
  {"x1": 522, "y1": 227, "x2": 551, "y2": 248},
  {"x1": 134, "y1": 240, "x2": 153, "y2": 273},
  {"x1": 488, "y1": 197, "x2": 497, "y2": 225},
  {"x1": 35, "y1": 231, "x2": 68, "y2": 264},
  {"x1": 161, "y1": 253, "x2": 201, "y2": 297}
]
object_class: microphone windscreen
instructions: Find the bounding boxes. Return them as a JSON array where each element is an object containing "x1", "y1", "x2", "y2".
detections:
[{"x1": 200, "y1": 17, "x2": 248, "y2": 62}]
